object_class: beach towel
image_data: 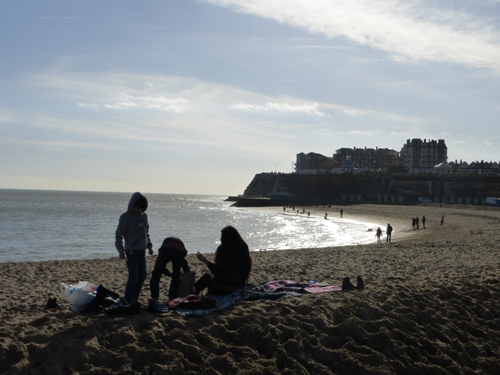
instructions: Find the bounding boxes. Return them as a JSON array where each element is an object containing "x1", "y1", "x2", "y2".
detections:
[
  {"x1": 166, "y1": 295, "x2": 217, "y2": 310},
  {"x1": 258, "y1": 280, "x2": 342, "y2": 294},
  {"x1": 148, "y1": 289, "x2": 300, "y2": 316}
]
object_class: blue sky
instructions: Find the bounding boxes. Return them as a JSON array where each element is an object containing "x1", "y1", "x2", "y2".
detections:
[{"x1": 1, "y1": 0, "x2": 500, "y2": 195}]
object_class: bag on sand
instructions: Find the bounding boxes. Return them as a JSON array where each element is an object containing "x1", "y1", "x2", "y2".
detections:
[
  {"x1": 60, "y1": 281, "x2": 97, "y2": 312},
  {"x1": 93, "y1": 285, "x2": 141, "y2": 315}
]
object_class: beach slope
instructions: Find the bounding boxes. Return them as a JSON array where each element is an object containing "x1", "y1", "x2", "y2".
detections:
[{"x1": 1, "y1": 204, "x2": 500, "y2": 374}]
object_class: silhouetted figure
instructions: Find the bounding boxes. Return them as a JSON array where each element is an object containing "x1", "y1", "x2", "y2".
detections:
[
  {"x1": 441, "y1": 215, "x2": 444, "y2": 225},
  {"x1": 195, "y1": 226, "x2": 252, "y2": 295},
  {"x1": 375, "y1": 227, "x2": 382, "y2": 243},
  {"x1": 386, "y1": 224, "x2": 393, "y2": 242},
  {"x1": 340, "y1": 209, "x2": 343, "y2": 218},
  {"x1": 422, "y1": 216, "x2": 426, "y2": 229}
]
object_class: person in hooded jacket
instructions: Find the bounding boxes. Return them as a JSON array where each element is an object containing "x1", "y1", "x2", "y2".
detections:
[
  {"x1": 195, "y1": 226, "x2": 252, "y2": 295},
  {"x1": 115, "y1": 192, "x2": 153, "y2": 304}
]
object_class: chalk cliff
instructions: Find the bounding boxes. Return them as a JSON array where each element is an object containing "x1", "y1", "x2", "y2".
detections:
[{"x1": 237, "y1": 173, "x2": 500, "y2": 205}]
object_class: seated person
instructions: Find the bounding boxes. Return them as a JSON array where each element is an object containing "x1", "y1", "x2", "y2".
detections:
[
  {"x1": 150, "y1": 237, "x2": 190, "y2": 301},
  {"x1": 195, "y1": 226, "x2": 252, "y2": 295}
]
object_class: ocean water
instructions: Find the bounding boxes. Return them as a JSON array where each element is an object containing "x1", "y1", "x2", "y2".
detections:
[{"x1": 0, "y1": 189, "x2": 379, "y2": 263}]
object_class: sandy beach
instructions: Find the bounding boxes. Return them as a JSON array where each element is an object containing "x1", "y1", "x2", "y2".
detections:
[{"x1": 1, "y1": 203, "x2": 500, "y2": 374}]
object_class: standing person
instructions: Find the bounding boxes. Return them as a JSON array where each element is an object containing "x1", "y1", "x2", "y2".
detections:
[
  {"x1": 375, "y1": 227, "x2": 383, "y2": 243},
  {"x1": 386, "y1": 224, "x2": 393, "y2": 243},
  {"x1": 416, "y1": 216, "x2": 419, "y2": 229},
  {"x1": 324, "y1": 212, "x2": 328, "y2": 220},
  {"x1": 412, "y1": 218, "x2": 416, "y2": 230},
  {"x1": 340, "y1": 209, "x2": 343, "y2": 218},
  {"x1": 441, "y1": 215, "x2": 444, "y2": 225},
  {"x1": 150, "y1": 237, "x2": 191, "y2": 302},
  {"x1": 422, "y1": 216, "x2": 426, "y2": 229},
  {"x1": 115, "y1": 192, "x2": 153, "y2": 305},
  {"x1": 195, "y1": 226, "x2": 252, "y2": 295}
]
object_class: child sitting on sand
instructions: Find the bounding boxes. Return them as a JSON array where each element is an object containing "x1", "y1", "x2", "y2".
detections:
[{"x1": 115, "y1": 192, "x2": 154, "y2": 305}]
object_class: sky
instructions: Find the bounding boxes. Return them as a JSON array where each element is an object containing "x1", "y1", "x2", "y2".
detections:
[{"x1": 1, "y1": 0, "x2": 500, "y2": 195}]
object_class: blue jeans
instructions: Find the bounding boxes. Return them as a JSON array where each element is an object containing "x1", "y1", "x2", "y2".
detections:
[
  {"x1": 150, "y1": 248, "x2": 189, "y2": 300},
  {"x1": 125, "y1": 253, "x2": 147, "y2": 302}
]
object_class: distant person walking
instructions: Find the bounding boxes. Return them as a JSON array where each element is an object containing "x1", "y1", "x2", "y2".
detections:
[
  {"x1": 441, "y1": 215, "x2": 444, "y2": 225},
  {"x1": 416, "y1": 216, "x2": 419, "y2": 229},
  {"x1": 324, "y1": 212, "x2": 328, "y2": 220},
  {"x1": 386, "y1": 224, "x2": 393, "y2": 242},
  {"x1": 375, "y1": 227, "x2": 383, "y2": 243},
  {"x1": 340, "y1": 209, "x2": 343, "y2": 218},
  {"x1": 412, "y1": 218, "x2": 416, "y2": 230},
  {"x1": 422, "y1": 216, "x2": 426, "y2": 229}
]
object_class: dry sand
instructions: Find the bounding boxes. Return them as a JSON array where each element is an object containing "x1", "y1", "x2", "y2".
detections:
[{"x1": 1, "y1": 203, "x2": 500, "y2": 374}]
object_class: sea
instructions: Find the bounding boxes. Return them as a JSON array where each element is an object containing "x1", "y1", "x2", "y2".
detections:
[{"x1": 0, "y1": 189, "x2": 380, "y2": 263}]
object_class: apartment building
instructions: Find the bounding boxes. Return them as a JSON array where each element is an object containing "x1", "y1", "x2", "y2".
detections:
[
  {"x1": 295, "y1": 152, "x2": 333, "y2": 174},
  {"x1": 333, "y1": 146, "x2": 399, "y2": 171},
  {"x1": 400, "y1": 139, "x2": 447, "y2": 173}
]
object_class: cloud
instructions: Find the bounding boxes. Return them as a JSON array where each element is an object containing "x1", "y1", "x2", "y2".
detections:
[
  {"x1": 102, "y1": 94, "x2": 190, "y2": 113},
  {"x1": 205, "y1": 0, "x2": 500, "y2": 75},
  {"x1": 231, "y1": 102, "x2": 324, "y2": 116}
]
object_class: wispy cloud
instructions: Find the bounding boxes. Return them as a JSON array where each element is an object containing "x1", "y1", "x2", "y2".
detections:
[
  {"x1": 205, "y1": 0, "x2": 500, "y2": 75},
  {"x1": 231, "y1": 101, "x2": 324, "y2": 116},
  {"x1": 294, "y1": 45, "x2": 356, "y2": 50},
  {"x1": 102, "y1": 94, "x2": 190, "y2": 113}
]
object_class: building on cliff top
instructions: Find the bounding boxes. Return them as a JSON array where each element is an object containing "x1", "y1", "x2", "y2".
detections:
[
  {"x1": 295, "y1": 152, "x2": 333, "y2": 174},
  {"x1": 333, "y1": 146, "x2": 399, "y2": 172},
  {"x1": 400, "y1": 139, "x2": 447, "y2": 174}
]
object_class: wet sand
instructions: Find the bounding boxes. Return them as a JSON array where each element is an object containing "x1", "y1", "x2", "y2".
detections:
[{"x1": 1, "y1": 203, "x2": 500, "y2": 374}]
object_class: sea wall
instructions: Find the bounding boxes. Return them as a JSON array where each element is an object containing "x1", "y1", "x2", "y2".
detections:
[{"x1": 238, "y1": 173, "x2": 500, "y2": 205}]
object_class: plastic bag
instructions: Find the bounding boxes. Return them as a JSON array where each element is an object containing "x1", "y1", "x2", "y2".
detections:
[{"x1": 60, "y1": 281, "x2": 97, "y2": 311}]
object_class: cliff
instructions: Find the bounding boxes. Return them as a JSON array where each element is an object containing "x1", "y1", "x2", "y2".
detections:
[{"x1": 234, "y1": 173, "x2": 500, "y2": 206}]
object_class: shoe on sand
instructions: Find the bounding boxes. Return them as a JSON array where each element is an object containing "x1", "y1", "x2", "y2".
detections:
[
  {"x1": 356, "y1": 276, "x2": 365, "y2": 290},
  {"x1": 341, "y1": 277, "x2": 356, "y2": 291}
]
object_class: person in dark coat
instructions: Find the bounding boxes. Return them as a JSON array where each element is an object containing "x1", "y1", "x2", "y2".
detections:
[
  {"x1": 195, "y1": 226, "x2": 252, "y2": 295},
  {"x1": 386, "y1": 224, "x2": 393, "y2": 242},
  {"x1": 149, "y1": 237, "x2": 190, "y2": 302}
]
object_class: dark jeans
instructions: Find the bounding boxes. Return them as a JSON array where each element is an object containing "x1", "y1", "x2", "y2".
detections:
[
  {"x1": 195, "y1": 273, "x2": 242, "y2": 295},
  {"x1": 125, "y1": 253, "x2": 147, "y2": 302},
  {"x1": 150, "y1": 248, "x2": 189, "y2": 300}
]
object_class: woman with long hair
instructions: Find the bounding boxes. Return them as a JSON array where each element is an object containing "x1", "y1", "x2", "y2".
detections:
[{"x1": 195, "y1": 226, "x2": 252, "y2": 295}]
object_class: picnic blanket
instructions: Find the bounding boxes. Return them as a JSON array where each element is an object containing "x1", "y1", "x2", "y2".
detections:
[
  {"x1": 148, "y1": 289, "x2": 300, "y2": 316},
  {"x1": 258, "y1": 280, "x2": 342, "y2": 294}
]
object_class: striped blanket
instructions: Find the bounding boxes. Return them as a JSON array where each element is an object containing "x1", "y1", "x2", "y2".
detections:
[
  {"x1": 260, "y1": 280, "x2": 342, "y2": 293},
  {"x1": 148, "y1": 289, "x2": 300, "y2": 316},
  {"x1": 148, "y1": 280, "x2": 341, "y2": 316}
]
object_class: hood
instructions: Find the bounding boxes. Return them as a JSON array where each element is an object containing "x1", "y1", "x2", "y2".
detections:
[{"x1": 127, "y1": 192, "x2": 148, "y2": 213}]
